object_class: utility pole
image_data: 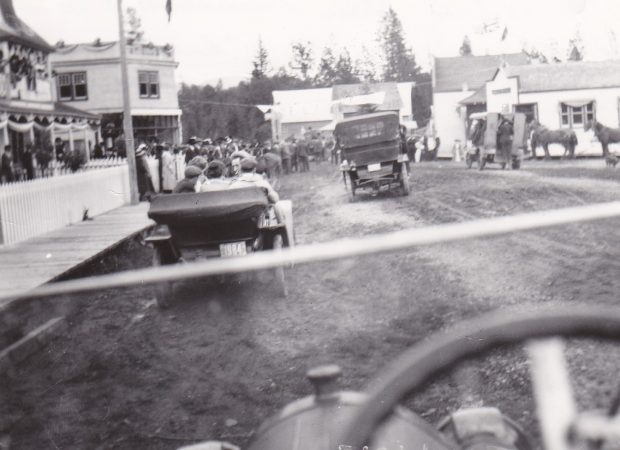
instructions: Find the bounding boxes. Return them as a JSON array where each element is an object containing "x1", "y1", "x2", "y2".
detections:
[{"x1": 116, "y1": 0, "x2": 139, "y2": 205}]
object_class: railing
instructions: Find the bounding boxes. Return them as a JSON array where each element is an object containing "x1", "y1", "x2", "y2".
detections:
[
  {"x1": 0, "y1": 165, "x2": 131, "y2": 246},
  {"x1": 0, "y1": 155, "x2": 185, "y2": 245}
]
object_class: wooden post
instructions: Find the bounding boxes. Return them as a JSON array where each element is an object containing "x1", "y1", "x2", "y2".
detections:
[{"x1": 117, "y1": 0, "x2": 139, "y2": 205}]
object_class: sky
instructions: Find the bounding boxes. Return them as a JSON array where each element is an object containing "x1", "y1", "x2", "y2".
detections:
[{"x1": 13, "y1": 0, "x2": 620, "y2": 87}]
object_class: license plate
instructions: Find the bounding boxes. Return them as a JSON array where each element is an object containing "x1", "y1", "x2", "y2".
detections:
[
  {"x1": 220, "y1": 241, "x2": 247, "y2": 257},
  {"x1": 367, "y1": 163, "x2": 381, "y2": 172}
]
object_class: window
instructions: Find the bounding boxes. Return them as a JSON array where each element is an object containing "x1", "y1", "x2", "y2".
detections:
[
  {"x1": 513, "y1": 103, "x2": 538, "y2": 124},
  {"x1": 57, "y1": 72, "x2": 88, "y2": 101},
  {"x1": 560, "y1": 101, "x2": 595, "y2": 128},
  {"x1": 139, "y1": 71, "x2": 159, "y2": 98}
]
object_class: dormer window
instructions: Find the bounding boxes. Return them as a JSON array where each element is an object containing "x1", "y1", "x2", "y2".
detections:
[
  {"x1": 138, "y1": 71, "x2": 159, "y2": 98},
  {"x1": 58, "y1": 72, "x2": 88, "y2": 101}
]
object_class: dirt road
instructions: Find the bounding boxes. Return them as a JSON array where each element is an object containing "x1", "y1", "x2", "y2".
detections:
[{"x1": 3, "y1": 159, "x2": 620, "y2": 449}]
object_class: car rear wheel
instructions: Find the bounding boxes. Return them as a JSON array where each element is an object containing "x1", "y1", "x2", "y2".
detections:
[
  {"x1": 400, "y1": 163, "x2": 410, "y2": 196},
  {"x1": 272, "y1": 233, "x2": 287, "y2": 297},
  {"x1": 512, "y1": 157, "x2": 521, "y2": 170},
  {"x1": 152, "y1": 248, "x2": 172, "y2": 309}
]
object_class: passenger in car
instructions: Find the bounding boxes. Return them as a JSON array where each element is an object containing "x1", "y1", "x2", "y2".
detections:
[
  {"x1": 230, "y1": 157, "x2": 279, "y2": 203},
  {"x1": 200, "y1": 160, "x2": 231, "y2": 192}
]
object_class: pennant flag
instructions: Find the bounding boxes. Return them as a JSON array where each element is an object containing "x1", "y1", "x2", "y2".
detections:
[
  {"x1": 501, "y1": 26, "x2": 508, "y2": 41},
  {"x1": 165, "y1": 0, "x2": 172, "y2": 21}
]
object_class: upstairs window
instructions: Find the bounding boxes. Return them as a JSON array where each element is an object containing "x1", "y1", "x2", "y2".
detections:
[
  {"x1": 58, "y1": 72, "x2": 88, "y2": 101},
  {"x1": 139, "y1": 71, "x2": 159, "y2": 98},
  {"x1": 560, "y1": 101, "x2": 595, "y2": 127}
]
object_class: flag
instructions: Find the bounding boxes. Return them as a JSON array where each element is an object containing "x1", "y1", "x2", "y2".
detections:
[
  {"x1": 165, "y1": 0, "x2": 172, "y2": 21},
  {"x1": 501, "y1": 26, "x2": 508, "y2": 41}
]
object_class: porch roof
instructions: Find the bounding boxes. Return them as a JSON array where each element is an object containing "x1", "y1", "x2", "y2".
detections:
[
  {"x1": 0, "y1": 101, "x2": 100, "y2": 122},
  {"x1": 459, "y1": 86, "x2": 487, "y2": 105}
]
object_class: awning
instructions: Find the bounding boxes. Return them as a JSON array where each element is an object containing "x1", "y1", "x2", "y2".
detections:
[
  {"x1": 560, "y1": 99, "x2": 594, "y2": 108},
  {"x1": 131, "y1": 108, "x2": 183, "y2": 116},
  {"x1": 459, "y1": 86, "x2": 487, "y2": 105},
  {"x1": 320, "y1": 121, "x2": 338, "y2": 132},
  {"x1": 0, "y1": 100, "x2": 100, "y2": 122}
]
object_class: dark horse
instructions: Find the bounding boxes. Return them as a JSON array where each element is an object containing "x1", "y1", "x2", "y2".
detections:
[
  {"x1": 528, "y1": 120, "x2": 578, "y2": 159},
  {"x1": 584, "y1": 120, "x2": 620, "y2": 157}
]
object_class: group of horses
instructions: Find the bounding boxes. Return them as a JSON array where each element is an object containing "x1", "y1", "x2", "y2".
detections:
[{"x1": 528, "y1": 119, "x2": 620, "y2": 159}]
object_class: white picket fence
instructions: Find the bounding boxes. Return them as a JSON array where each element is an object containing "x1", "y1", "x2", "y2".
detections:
[
  {"x1": 0, "y1": 165, "x2": 131, "y2": 246},
  {"x1": 0, "y1": 155, "x2": 184, "y2": 246}
]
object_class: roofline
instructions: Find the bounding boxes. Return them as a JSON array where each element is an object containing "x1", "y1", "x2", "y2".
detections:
[
  {"x1": 335, "y1": 111, "x2": 399, "y2": 124},
  {"x1": 519, "y1": 85, "x2": 620, "y2": 94}
]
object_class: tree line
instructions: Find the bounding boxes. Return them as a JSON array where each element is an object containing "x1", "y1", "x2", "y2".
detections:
[{"x1": 179, "y1": 8, "x2": 432, "y2": 142}]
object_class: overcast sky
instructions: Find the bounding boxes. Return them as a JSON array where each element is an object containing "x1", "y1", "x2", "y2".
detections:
[{"x1": 14, "y1": 0, "x2": 620, "y2": 87}]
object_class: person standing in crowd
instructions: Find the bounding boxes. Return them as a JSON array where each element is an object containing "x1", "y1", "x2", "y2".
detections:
[
  {"x1": 54, "y1": 137, "x2": 65, "y2": 163},
  {"x1": 281, "y1": 139, "x2": 292, "y2": 175},
  {"x1": 297, "y1": 137, "x2": 310, "y2": 172},
  {"x1": 0, "y1": 146, "x2": 15, "y2": 183},
  {"x1": 35, "y1": 145, "x2": 52, "y2": 178},
  {"x1": 135, "y1": 144, "x2": 155, "y2": 201},
  {"x1": 290, "y1": 138, "x2": 298, "y2": 173},
  {"x1": 185, "y1": 136, "x2": 198, "y2": 164},
  {"x1": 22, "y1": 143, "x2": 34, "y2": 180},
  {"x1": 160, "y1": 144, "x2": 176, "y2": 193}
]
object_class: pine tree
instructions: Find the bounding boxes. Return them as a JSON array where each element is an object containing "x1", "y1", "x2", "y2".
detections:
[
  {"x1": 126, "y1": 7, "x2": 144, "y2": 43},
  {"x1": 315, "y1": 47, "x2": 338, "y2": 86},
  {"x1": 459, "y1": 35, "x2": 472, "y2": 56},
  {"x1": 251, "y1": 38, "x2": 271, "y2": 79},
  {"x1": 567, "y1": 31, "x2": 584, "y2": 61},
  {"x1": 289, "y1": 42, "x2": 314, "y2": 81},
  {"x1": 334, "y1": 49, "x2": 360, "y2": 84},
  {"x1": 356, "y1": 46, "x2": 378, "y2": 82},
  {"x1": 378, "y1": 7, "x2": 420, "y2": 81}
]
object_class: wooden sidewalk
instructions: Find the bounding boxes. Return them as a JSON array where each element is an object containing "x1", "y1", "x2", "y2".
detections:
[{"x1": 0, "y1": 202, "x2": 153, "y2": 306}]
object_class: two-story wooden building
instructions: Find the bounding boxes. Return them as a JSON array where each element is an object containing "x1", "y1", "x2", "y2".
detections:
[
  {"x1": 0, "y1": 0, "x2": 99, "y2": 162},
  {"x1": 49, "y1": 39, "x2": 182, "y2": 149}
]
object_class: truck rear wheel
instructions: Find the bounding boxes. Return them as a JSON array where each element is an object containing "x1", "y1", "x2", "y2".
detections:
[{"x1": 400, "y1": 163, "x2": 410, "y2": 196}]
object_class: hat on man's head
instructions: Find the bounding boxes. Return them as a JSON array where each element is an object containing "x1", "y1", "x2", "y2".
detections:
[
  {"x1": 207, "y1": 160, "x2": 226, "y2": 178},
  {"x1": 240, "y1": 157, "x2": 257, "y2": 171},
  {"x1": 184, "y1": 165, "x2": 202, "y2": 179},
  {"x1": 188, "y1": 155, "x2": 208, "y2": 171}
]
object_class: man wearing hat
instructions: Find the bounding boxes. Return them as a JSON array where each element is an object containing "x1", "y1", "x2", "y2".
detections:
[
  {"x1": 230, "y1": 157, "x2": 279, "y2": 203},
  {"x1": 135, "y1": 144, "x2": 155, "y2": 200},
  {"x1": 185, "y1": 137, "x2": 198, "y2": 164},
  {"x1": 173, "y1": 165, "x2": 202, "y2": 193},
  {"x1": 200, "y1": 160, "x2": 231, "y2": 192}
]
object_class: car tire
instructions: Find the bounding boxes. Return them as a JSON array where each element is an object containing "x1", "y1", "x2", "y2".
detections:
[
  {"x1": 272, "y1": 233, "x2": 287, "y2": 297},
  {"x1": 152, "y1": 248, "x2": 172, "y2": 309},
  {"x1": 400, "y1": 163, "x2": 410, "y2": 196},
  {"x1": 512, "y1": 157, "x2": 521, "y2": 170},
  {"x1": 478, "y1": 154, "x2": 486, "y2": 171}
]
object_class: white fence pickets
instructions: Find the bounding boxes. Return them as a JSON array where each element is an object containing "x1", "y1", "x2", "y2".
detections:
[
  {"x1": 0, "y1": 155, "x2": 187, "y2": 246},
  {"x1": 0, "y1": 165, "x2": 131, "y2": 246}
]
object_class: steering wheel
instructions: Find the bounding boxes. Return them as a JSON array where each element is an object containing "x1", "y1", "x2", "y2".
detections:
[{"x1": 338, "y1": 305, "x2": 620, "y2": 450}]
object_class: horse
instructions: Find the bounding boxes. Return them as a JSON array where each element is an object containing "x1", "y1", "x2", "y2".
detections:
[
  {"x1": 584, "y1": 120, "x2": 620, "y2": 157},
  {"x1": 256, "y1": 152, "x2": 282, "y2": 190},
  {"x1": 528, "y1": 120, "x2": 578, "y2": 159}
]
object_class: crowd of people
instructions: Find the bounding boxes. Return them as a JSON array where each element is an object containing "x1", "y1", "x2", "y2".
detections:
[{"x1": 135, "y1": 134, "x2": 337, "y2": 200}]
